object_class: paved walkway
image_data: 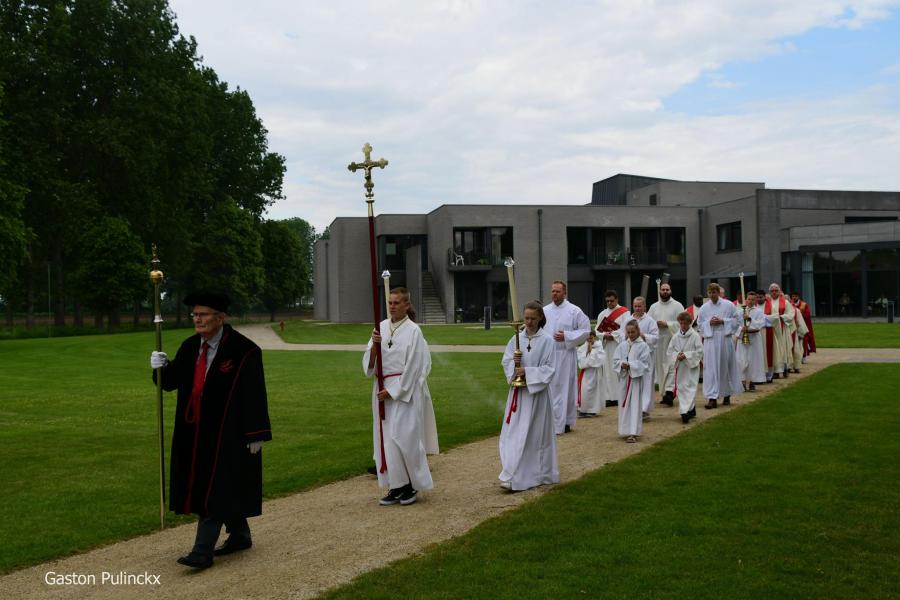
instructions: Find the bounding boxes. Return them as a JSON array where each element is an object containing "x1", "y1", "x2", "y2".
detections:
[{"x1": 2, "y1": 346, "x2": 898, "y2": 599}]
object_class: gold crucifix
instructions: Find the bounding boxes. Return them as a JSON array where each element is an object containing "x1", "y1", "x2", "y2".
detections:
[{"x1": 347, "y1": 143, "x2": 389, "y2": 215}]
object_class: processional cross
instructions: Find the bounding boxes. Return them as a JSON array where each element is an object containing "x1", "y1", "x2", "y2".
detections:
[{"x1": 347, "y1": 143, "x2": 389, "y2": 212}]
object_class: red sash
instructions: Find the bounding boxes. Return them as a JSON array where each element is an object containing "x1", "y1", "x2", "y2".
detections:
[
  {"x1": 598, "y1": 306, "x2": 628, "y2": 333},
  {"x1": 577, "y1": 369, "x2": 585, "y2": 407},
  {"x1": 505, "y1": 388, "x2": 520, "y2": 424},
  {"x1": 764, "y1": 296, "x2": 787, "y2": 368}
]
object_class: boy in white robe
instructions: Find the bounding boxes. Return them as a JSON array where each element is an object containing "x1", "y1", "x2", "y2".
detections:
[
  {"x1": 697, "y1": 283, "x2": 743, "y2": 409},
  {"x1": 499, "y1": 301, "x2": 559, "y2": 491},
  {"x1": 613, "y1": 320, "x2": 651, "y2": 443},
  {"x1": 364, "y1": 287, "x2": 439, "y2": 506},
  {"x1": 543, "y1": 281, "x2": 592, "y2": 434},
  {"x1": 577, "y1": 330, "x2": 605, "y2": 417},
  {"x1": 667, "y1": 311, "x2": 703, "y2": 423},
  {"x1": 735, "y1": 291, "x2": 767, "y2": 391},
  {"x1": 596, "y1": 290, "x2": 631, "y2": 407},
  {"x1": 631, "y1": 296, "x2": 659, "y2": 417}
]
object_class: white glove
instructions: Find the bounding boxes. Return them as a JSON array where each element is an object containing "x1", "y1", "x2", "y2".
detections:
[
  {"x1": 248, "y1": 441, "x2": 263, "y2": 454},
  {"x1": 150, "y1": 351, "x2": 168, "y2": 369}
]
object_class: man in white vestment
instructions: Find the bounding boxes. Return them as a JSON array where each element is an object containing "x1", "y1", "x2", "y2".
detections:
[
  {"x1": 499, "y1": 301, "x2": 559, "y2": 491},
  {"x1": 697, "y1": 283, "x2": 743, "y2": 410},
  {"x1": 763, "y1": 283, "x2": 795, "y2": 381},
  {"x1": 577, "y1": 330, "x2": 605, "y2": 417},
  {"x1": 596, "y1": 290, "x2": 632, "y2": 408},
  {"x1": 790, "y1": 300, "x2": 809, "y2": 373},
  {"x1": 735, "y1": 291, "x2": 767, "y2": 391},
  {"x1": 364, "y1": 287, "x2": 439, "y2": 507},
  {"x1": 613, "y1": 320, "x2": 651, "y2": 443},
  {"x1": 543, "y1": 281, "x2": 591, "y2": 434},
  {"x1": 667, "y1": 311, "x2": 703, "y2": 423},
  {"x1": 631, "y1": 297, "x2": 659, "y2": 417},
  {"x1": 648, "y1": 283, "x2": 684, "y2": 406}
]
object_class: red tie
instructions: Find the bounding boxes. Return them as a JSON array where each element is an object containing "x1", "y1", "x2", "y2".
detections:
[{"x1": 185, "y1": 341, "x2": 209, "y2": 423}]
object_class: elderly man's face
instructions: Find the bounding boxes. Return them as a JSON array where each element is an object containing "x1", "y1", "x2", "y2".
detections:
[
  {"x1": 632, "y1": 298, "x2": 645, "y2": 316},
  {"x1": 770, "y1": 286, "x2": 781, "y2": 299},
  {"x1": 192, "y1": 305, "x2": 225, "y2": 339}
]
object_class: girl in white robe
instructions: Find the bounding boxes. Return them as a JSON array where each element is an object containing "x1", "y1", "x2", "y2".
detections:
[
  {"x1": 613, "y1": 321, "x2": 651, "y2": 442},
  {"x1": 667, "y1": 311, "x2": 703, "y2": 423},
  {"x1": 576, "y1": 331, "x2": 605, "y2": 416},
  {"x1": 499, "y1": 302, "x2": 559, "y2": 491},
  {"x1": 364, "y1": 288, "x2": 439, "y2": 506}
]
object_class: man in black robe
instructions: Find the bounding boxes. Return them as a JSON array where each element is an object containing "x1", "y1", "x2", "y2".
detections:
[{"x1": 150, "y1": 291, "x2": 272, "y2": 569}]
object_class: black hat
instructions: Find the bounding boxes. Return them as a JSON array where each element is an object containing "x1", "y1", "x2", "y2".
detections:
[{"x1": 183, "y1": 291, "x2": 230, "y2": 313}]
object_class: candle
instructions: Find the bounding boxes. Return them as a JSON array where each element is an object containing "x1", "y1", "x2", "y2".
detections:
[
  {"x1": 503, "y1": 257, "x2": 519, "y2": 322},
  {"x1": 382, "y1": 270, "x2": 391, "y2": 317},
  {"x1": 739, "y1": 272, "x2": 746, "y2": 306}
]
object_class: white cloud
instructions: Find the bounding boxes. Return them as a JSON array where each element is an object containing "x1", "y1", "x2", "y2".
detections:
[{"x1": 168, "y1": 0, "x2": 900, "y2": 231}]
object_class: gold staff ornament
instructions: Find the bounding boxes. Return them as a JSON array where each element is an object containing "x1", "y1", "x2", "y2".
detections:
[{"x1": 149, "y1": 244, "x2": 166, "y2": 529}]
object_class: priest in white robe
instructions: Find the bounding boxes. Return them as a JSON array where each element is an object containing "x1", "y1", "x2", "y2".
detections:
[
  {"x1": 697, "y1": 283, "x2": 743, "y2": 410},
  {"x1": 364, "y1": 287, "x2": 439, "y2": 506},
  {"x1": 577, "y1": 330, "x2": 605, "y2": 417},
  {"x1": 735, "y1": 291, "x2": 767, "y2": 391},
  {"x1": 499, "y1": 301, "x2": 559, "y2": 491},
  {"x1": 543, "y1": 281, "x2": 591, "y2": 434},
  {"x1": 631, "y1": 296, "x2": 659, "y2": 415},
  {"x1": 613, "y1": 320, "x2": 651, "y2": 442},
  {"x1": 648, "y1": 283, "x2": 684, "y2": 405},
  {"x1": 763, "y1": 283, "x2": 795, "y2": 380},
  {"x1": 791, "y1": 303, "x2": 809, "y2": 373},
  {"x1": 666, "y1": 311, "x2": 703, "y2": 423},
  {"x1": 596, "y1": 290, "x2": 632, "y2": 408}
]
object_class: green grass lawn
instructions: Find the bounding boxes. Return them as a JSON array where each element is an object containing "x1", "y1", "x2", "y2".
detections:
[
  {"x1": 813, "y1": 322, "x2": 900, "y2": 348},
  {"x1": 277, "y1": 320, "x2": 513, "y2": 345},
  {"x1": 0, "y1": 332, "x2": 507, "y2": 573},
  {"x1": 324, "y1": 364, "x2": 900, "y2": 600}
]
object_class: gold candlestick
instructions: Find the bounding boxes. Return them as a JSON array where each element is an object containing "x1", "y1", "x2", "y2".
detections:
[{"x1": 504, "y1": 257, "x2": 526, "y2": 388}]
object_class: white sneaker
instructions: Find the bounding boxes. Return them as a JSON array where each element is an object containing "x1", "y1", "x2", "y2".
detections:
[{"x1": 500, "y1": 481, "x2": 512, "y2": 490}]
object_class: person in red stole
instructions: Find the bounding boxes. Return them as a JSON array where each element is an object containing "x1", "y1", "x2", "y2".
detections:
[
  {"x1": 150, "y1": 291, "x2": 271, "y2": 570},
  {"x1": 790, "y1": 291, "x2": 816, "y2": 362}
]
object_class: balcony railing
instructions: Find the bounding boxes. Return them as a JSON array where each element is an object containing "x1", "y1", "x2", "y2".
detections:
[
  {"x1": 587, "y1": 247, "x2": 684, "y2": 266},
  {"x1": 448, "y1": 248, "x2": 503, "y2": 267}
]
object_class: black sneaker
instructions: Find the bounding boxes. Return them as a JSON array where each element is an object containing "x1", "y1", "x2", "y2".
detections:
[
  {"x1": 379, "y1": 489, "x2": 401, "y2": 506},
  {"x1": 723, "y1": 396, "x2": 731, "y2": 406},
  {"x1": 367, "y1": 465, "x2": 378, "y2": 475},
  {"x1": 398, "y1": 487, "x2": 418, "y2": 505},
  {"x1": 564, "y1": 425, "x2": 572, "y2": 433},
  {"x1": 605, "y1": 400, "x2": 617, "y2": 407}
]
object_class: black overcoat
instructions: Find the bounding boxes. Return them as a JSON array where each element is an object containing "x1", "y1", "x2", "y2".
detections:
[{"x1": 154, "y1": 324, "x2": 272, "y2": 519}]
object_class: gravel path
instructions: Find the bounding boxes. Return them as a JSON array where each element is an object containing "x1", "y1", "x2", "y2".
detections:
[{"x1": 3, "y1": 345, "x2": 898, "y2": 599}]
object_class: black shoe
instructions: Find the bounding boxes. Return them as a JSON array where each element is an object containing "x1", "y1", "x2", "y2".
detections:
[
  {"x1": 681, "y1": 413, "x2": 690, "y2": 424},
  {"x1": 577, "y1": 411, "x2": 588, "y2": 418},
  {"x1": 704, "y1": 399, "x2": 717, "y2": 410},
  {"x1": 398, "y1": 487, "x2": 418, "y2": 505},
  {"x1": 723, "y1": 396, "x2": 731, "y2": 406},
  {"x1": 660, "y1": 392, "x2": 674, "y2": 406},
  {"x1": 689, "y1": 407, "x2": 696, "y2": 417},
  {"x1": 605, "y1": 400, "x2": 617, "y2": 407},
  {"x1": 748, "y1": 383, "x2": 756, "y2": 392},
  {"x1": 772, "y1": 373, "x2": 780, "y2": 380},
  {"x1": 213, "y1": 536, "x2": 252, "y2": 556},
  {"x1": 642, "y1": 411, "x2": 650, "y2": 421},
  {"x1": 564, "y1": 425, "x2": 572, "y2": 433},
  {"x1": 782, "y1": 371, "x2": 789, "y2": 378},
  {"x1": 367, "y1": 465, "x2": 377, "y2": 475},
  {"x1": 379, "y1": 488, "x2": 401, "y2": 506},
  {"x1": 177, "y1": 552, "x2": 213, "y2": 570}
]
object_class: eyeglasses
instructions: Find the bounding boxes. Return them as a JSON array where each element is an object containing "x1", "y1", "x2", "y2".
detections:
[{"x1": 190, "y1": 312, "x2": 220, "y2": 319}]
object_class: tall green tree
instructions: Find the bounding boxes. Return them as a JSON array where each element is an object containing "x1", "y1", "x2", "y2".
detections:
[
  {"x1": 0, "y1": 83, "x2": 28, "y2": 300},
  {"x1": 259, "y1": 219, "x2": 304, "y2": 321},
  {"x1": 280, "y1": 217, "x2": 316, "y2": 299}
]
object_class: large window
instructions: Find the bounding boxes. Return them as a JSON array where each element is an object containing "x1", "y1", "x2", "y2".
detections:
[
  {"x1": 567, "y1": 228, "x2": 589, "y2": 264},
  {"x1": 802, "y1": 248, "x2": 897, "y2": 317},
  {"x1": 379, "y1": 235, "x2": 427, "y2": 270},
  {"x1": 716, "y1": 221, "x2": 742, "y2": 252},
  {"x1": 453, "y1": 227, "x2": 512, "y2": 266}
]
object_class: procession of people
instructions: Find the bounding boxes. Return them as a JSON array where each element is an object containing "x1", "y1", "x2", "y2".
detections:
[{"x1": 149, "y1": 278, "x2": 817, "y2": 570}]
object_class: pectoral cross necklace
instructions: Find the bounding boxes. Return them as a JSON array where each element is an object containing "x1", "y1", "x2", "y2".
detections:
[
  {"x1": 525, "y1": 331, "x2": 535, "y2": 352},
  {"x1": 388, "y1": 316, "x2": 408, "y2": 348}
]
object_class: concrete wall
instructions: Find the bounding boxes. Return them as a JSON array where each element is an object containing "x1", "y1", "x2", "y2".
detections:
[
  {"x1": 702, "y1": 196, "x2": 760, "y2": 279},
  {"x1": 787, "y1": 221, "x2": 900, "y2": 251},
  {"x1": 374, "y1": 214, "x2": 428, "y2": 235},
  {"x1": 756, "y1": 190, "x2": 783, "y2": 287},
  {"x1": 629, "y1": 181, "x2": 764, "y2": 207},
  {"x1": 404, "y1": 245, "x2": 423, "y2": 319},
  {"x1": 313, "y1": 238, "x2": 329, "y2": 320}
]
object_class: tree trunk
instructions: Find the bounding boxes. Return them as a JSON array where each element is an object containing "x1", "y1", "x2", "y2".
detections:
[
  {"x1": 26, "y1": 270, "x2": 35, "y2": 329},
  {"x1": 5, "y1": 302, "x2": 13, "y2": 328},
  {"x1": 73, "y1": 301, "x2": 84, "y2": 328},
  {"x1": 133, "y1": 302, "x2": 141, "y2": 327},
  {"x1": 94, "y1": 312, "x2": 104, "y2": 329},
  {"x1": 108, "y1": 308, "x2": 120, "y2": 331},
  {"x1": 54, "y1": 246, "x2": 66, "y2": 326}
]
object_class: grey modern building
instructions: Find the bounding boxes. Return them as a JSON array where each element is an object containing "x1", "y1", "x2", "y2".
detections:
[{"x1": 314, "y1": 174, "x2": 900, "y2": 323}]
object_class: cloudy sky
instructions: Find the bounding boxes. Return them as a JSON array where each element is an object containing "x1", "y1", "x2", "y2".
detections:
[{"x1": 168, "y1": 1, "x2": 900, "y2": 232}]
